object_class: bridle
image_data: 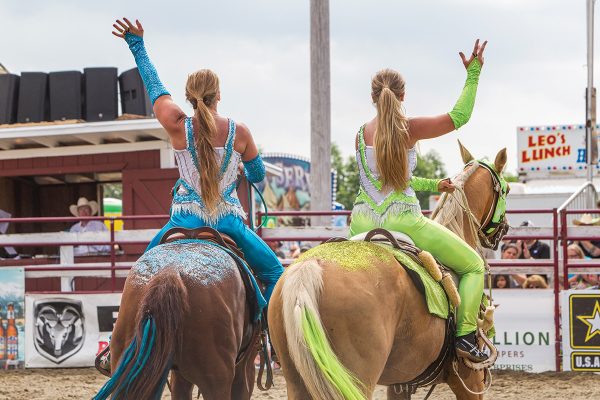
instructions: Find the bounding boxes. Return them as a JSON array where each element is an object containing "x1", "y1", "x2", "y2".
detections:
[
  {"x1": 466, "y1": 159, "x2": 510, "y2": 251},
  {"x1": 433, "y1": 159, "x2": 509, "y2": 251}
]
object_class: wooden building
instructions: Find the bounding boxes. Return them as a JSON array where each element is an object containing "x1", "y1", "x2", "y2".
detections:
[{"x1": 0, "y1": 118, "x2": 280, "y2": 291}]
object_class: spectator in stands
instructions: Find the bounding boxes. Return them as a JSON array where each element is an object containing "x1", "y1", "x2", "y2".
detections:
[
  {"x1": 572, "y1": 214, "x2": 600, "y2": 258},
  {"x1": 501, "y1": 243, "x2": 521, "y2": 259},
  {"x1": 517, "y1": 220, "x2": 550, "y2": 259},
  {"x1": 501, "y1": 243, "x2": 526, "y2": 287},
  {"x1": 69, "y1": 197, "x2": 110, "y2": 256},
  {"x1": 517, "y1": 220, "x2": 551, "y2": 285},
  {"x1": 492, "y1": 274, "x2": 511, "y2": 289},
  {"x1": 567, "y1": 243, "x2": 599, "y2": 289},
  {"x1": 267, "y1": 241, "x2": 286, "y2": 259},
  {"x1": 523, "y1": 274, "x2": 548, "y2": 289}
]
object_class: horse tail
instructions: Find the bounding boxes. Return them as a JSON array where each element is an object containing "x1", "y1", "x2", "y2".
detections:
[
  {"x1": 94, "y1": 268, "x2": 189, "y2": 400},
  {"x1": 282, "y1": 260, "x2": 366, "y2": 400}
]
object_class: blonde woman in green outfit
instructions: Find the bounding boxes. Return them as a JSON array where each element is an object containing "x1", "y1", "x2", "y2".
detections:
[{"x1": 350, "y1": 39, "x2": 489, "y2": 362}]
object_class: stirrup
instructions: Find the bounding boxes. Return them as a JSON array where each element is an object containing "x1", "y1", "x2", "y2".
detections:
[
  {"x1": 94, "y1": 345, "x2": 111, "y2": 377},
  {"x1": 456, "y1": 332, "x2": 487, "y2": 362},
  {"x1": 256, "y1": 320, "x2": 273, "y2": 391},
  {"x1": 458, "y1": 328, "x2": 498, "y2": 371}
]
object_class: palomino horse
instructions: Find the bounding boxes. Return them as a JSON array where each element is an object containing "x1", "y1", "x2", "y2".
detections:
[
  {"x1": 94, "y1": 231, "x2": 262, "y2": 400},
  {"x1": 268, "y1": 142, "x2": 508, "y2": 400}
]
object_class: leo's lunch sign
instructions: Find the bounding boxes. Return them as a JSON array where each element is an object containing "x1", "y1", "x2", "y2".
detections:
[{"x1": 517, "y1": 124, "x2": 600, "y2": 179}]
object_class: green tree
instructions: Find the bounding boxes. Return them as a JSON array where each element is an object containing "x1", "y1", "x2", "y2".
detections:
[
  {"x1": 102, "y1": 183, "x2": 122, "y2": 199},
  {"x1": 331, "y1": 144, "x2": 360, "y2": 209},
  {"x1": 413, "y1": 150, "x2": 447, "y2": 210},
  {"x1": 502, "y1": 171, "x2": 519, "y2": 183}
]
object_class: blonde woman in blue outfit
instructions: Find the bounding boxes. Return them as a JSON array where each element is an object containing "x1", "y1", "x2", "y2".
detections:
[
  {"x1": 112, "y1": 18, "x2": 283, "y2": 302},
  {"x1": 350, "y1": 39, "x2": 489, "y2": 362}
]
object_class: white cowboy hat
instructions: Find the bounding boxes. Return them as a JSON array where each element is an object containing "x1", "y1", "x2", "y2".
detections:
[
  {"x1": 573, "y1": 213, "x2": 600, "y2": 226},
  {"x1": 69, "y1": 197, "x2": 99, "y2": 217}
]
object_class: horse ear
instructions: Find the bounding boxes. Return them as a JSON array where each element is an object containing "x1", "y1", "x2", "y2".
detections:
[
  {"x1": 458, "y1": 140, "x2": 474, "y2": 164},
  {"x1": 494, "y1": 148, "x2": 508, "y2": 173}
]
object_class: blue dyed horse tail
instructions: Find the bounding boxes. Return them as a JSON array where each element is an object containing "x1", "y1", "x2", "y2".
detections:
[{"x1": 94, "y1": 268, "x2": 189, "y2": 400}]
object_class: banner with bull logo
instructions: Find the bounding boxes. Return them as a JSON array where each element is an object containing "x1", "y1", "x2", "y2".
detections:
[
  {"x1": 25, "y1": 293, "x2": 121, "y2": 368},
  {"x1": 0, "y1": 267, "x2": 25, "y2": 369}
]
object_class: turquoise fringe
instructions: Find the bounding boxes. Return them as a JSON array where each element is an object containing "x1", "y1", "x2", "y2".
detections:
[{"x1": 93, "y1": 316, "x2": 167, "y2": 400}]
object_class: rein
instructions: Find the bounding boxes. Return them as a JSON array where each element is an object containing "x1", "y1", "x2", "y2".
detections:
[{"x1": 249, "y1": 181, "x2": 269, "y2": 232}]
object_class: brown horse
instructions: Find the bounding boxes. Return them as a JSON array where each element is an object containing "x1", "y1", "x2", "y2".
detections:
[
  {"x1": 93, "y1": 239, "x2": 259, "y2": 400},
  {"x1": 268, "y1": 142, "x2": 507, "y2": 400}
]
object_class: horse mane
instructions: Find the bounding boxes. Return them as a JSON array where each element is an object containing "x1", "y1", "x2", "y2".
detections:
[{"x1": 432, "y1": 161, "x2": 480, "y2": 240}]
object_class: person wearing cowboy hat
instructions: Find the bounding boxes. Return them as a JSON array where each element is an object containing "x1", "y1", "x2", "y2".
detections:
[
  {"x1": 69, "y1": 197, "x2": 110, "y2": 256},
  {"x1": 573, "y1": 214, "x2": 600, "y2": 258}
]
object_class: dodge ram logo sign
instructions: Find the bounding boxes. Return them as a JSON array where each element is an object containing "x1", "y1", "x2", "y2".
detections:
[{"x1": 33, "y1": 299, "x2": 85, "y2": 364}]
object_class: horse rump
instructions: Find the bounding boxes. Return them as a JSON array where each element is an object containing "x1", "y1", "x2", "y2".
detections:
[
  {"x1": 94, "y1": 268, "x2": 189, "y2": 400},
  {"x1": 280, "y1": 259, "x2": 366, "y2": 400}
]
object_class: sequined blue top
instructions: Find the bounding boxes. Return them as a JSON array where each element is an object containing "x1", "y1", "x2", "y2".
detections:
[{"x1": 171, "y1": 117, "x2": 245, "y2": 223}]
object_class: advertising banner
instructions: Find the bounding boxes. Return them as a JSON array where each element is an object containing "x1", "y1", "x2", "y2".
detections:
[
  {"x1": 0, "y1": 268, "x2": 25, "y2": 369},
  {"x1": 25, "y1": 293, "x2": 121, "y2": 368},
  {"x1": 260, "y1": 153, "x2": 336, "y2": 227},
  {"x1": 517, "y1": 124, "x2": 600, "y2": 179},
  {"x1": 561, "y1": 289, "x2": 600, "y2": 372},
  {"x1": 491, "y1": 289, "x2": 555, "y2": 372}
]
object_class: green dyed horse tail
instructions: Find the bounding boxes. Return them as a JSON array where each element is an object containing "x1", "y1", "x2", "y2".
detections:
[
  {"x1": 94, "y1": 269, "x2": 189, "y2": 400},
  {"x1": 282, "y1": 260, "x2": 366, "y2": 400}
]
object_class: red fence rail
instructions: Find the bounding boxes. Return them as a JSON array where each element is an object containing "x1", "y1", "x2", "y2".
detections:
[{"x1": 2, "y1": 208, "x2": 600, "y2": 371}]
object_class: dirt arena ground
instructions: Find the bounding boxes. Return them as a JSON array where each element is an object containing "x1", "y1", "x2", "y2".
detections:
[{"x1": 1, "y1": 368, "x2": 600, "y2": 399}]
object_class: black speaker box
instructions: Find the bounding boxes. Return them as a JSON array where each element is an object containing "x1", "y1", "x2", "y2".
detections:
[
  {"x1": 119, "y1": 68, "x2": 153, "y2": 117},
  {"x1": 49, "y1": 71, "x2": 83, "y2": 121},
  {"x1": 0, "y1": 74, "x2": 20, "y2": 124},
  {"x1": 17, "y1": 72, "x2": 49, "y2": 123},
  {"x1": 84, "y1": 67, "x2": 118, "y2": 122}
]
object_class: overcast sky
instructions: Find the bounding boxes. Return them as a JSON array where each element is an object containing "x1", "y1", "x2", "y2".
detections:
[{"x1": 0, "y1": 0, "x2": 592, "y2": 175}]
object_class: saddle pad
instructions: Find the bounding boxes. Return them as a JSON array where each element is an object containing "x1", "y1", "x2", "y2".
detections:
[
  {"x1": 379, "y1": 244, "x2": 449, "y2": 319},
  {"x1": 297, "y1": 241, "x2": 448, "y2": 320},
  {"x1": 138, "y1": 239, "x2": 266, "y2": 320}
]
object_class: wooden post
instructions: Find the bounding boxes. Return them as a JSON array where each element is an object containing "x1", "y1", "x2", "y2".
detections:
[
  {"x1": 310, "y1": 0, "x2": 331, "y2": 226},
  {"x1": 586, "y1": 0, "x2": 596, "y2": 183}
]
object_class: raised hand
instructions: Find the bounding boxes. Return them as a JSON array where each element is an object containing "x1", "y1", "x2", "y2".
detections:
[
  {"x1": 112, "y1": 17, "x2": 144, "y2": 39},
  {"x1": 438, "y1": 178, "x2": 456, "y2": 193},
  {"x1": 459, "y1": 39, "x2": 488, "y2": 68}
]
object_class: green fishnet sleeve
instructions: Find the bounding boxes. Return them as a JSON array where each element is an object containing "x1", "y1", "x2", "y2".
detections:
[
  {"x1": 448, "y1": 58, "x2": 482, "y2": 129},
  {"x1": 409, "y1": 176, "x2": 441, "y2": 192}
]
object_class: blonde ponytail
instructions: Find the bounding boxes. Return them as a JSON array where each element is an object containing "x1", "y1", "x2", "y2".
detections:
[
  {"x1": 372, "y1": 69, "x2": 410, "y2": 191},
  {"x1": 186, "y1": 70, "x2": 221, "y2": 214}
]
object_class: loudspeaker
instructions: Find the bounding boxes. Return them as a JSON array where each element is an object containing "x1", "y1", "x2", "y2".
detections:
[
  {"x1": 49, "y1": 71, "x2": 83, "y2": 121},
  {"x1": 84, "y1": 67, "x2": 118, "y2": 122},
  {"x1": 119, "y1": 68, "x2": 153, "y2": 117},
  {"x1": 0, "y1": 74, "x2": 20, "y2": 124},
  {"x1": 17, "y1": 72, "x2": 49, "y2": 123}
]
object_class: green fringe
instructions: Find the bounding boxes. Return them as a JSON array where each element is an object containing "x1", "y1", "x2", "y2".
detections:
[{"x1": 301, "y1": 308, "x2": 366, "y2": 400}]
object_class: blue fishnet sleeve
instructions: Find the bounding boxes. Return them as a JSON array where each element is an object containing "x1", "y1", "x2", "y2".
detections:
[
  {"x1": 125, "y1": 33, "x2": 170, "y2": 104},
  {"x1": 243, "y1": 155, "x2": 266, "y2": 183}
]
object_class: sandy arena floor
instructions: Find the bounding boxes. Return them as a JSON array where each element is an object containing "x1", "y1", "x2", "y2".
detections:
[{"x1": 1, "y1": 368, "x2": 600, "y2": 399}]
